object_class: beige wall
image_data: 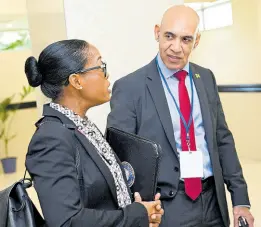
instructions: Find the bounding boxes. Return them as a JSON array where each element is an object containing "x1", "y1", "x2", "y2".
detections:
[
  {"x1": 0, "y1": 0, "x2": 69, "y2": 173},
  {"x1": 0, "y1": 0, "x2": 38, "y2": 173},
  {"x1": 0, "y1": 109, "x2": 38, "y2": 173},
  {"x1": 64, "y1": 0, "x2": 183, "y2": 132},
  {"x1": 0, "y1": 50, "x2": 37, "y2": 173},
  {"x1": 220, "y1": 93, "x2": 261, "y2": 160},
  {"x1": 2, "y1": 0, "x2": 260, "y2": 174},
  {"x1": 0, "y1": 50, "x2": 34, "y2": 100},
  {"x1": 0, "y1": 0, "x2": 38, "y2": 170},
  {"x1": 259, "y1": 0, "x2": 261, "y2": 44},
  {"x1": 26, "y1": 0, "x2": 67, "y2": 116},
  {"x1": 190, "y1": 0, "x2": 261, "y2": 160},
  {"x1": 0, "y1": 0, "x2": 27, "y2": 20},
  {"x1": 1, "y1": 0, "x2": 184, "y2": 173},
  {"x1": 191, "y1": 0, "x2": 260, "y2": 84}
]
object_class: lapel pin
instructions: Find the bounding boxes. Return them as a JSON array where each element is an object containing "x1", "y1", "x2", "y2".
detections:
[{"x1": 195, "y1": 73, "x2": 200, "y2": 79}]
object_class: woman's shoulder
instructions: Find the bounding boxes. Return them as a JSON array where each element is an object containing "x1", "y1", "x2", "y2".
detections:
[{"x1": 28, "y1": 117, "x2": 76, "y2": 155}]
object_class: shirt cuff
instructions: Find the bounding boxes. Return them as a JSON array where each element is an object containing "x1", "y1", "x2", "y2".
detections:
[{"x1": 234, "y1": 205, "x2": 251, "y2": 208}]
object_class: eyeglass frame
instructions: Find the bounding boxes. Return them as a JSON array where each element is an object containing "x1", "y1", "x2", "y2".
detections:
[
  {"x1": 74, "y1": 61, "x2": 107, "y2": 77},
  {"x1": 63, "y1": 61, "x2": 107, "y2": 86}
]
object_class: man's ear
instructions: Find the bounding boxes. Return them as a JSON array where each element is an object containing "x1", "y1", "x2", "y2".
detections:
[
  {"x1": 68, "y1": 74, "x2": 83, "y2": 90},
  {"x1": 154, "y1": 24, "x2": 160, "y2": 42},
  {"x1": 193, "y1": 33, "x2": 201, "y2": 49}
]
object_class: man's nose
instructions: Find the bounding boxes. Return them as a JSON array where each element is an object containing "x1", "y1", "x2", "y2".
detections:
[{"x1": 170, "y1": 39, "x2": 182, "y2": 53}]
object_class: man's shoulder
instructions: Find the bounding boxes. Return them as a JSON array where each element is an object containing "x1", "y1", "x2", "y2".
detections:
[
  {"x1": 190, "y1": 62, "x2": 217, "y2": 90},
  {"x1": 190, "y1": 62, "x2": 212, "y2": 74}
]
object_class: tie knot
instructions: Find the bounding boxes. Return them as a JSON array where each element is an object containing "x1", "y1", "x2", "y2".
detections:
[{"x1": 174, "y1": 70, "x2": 187, "y2": 81}]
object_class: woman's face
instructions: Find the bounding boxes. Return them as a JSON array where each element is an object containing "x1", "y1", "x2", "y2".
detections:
[{"x1": 76, "y1": 45, "x2": 111, "y2": 107}]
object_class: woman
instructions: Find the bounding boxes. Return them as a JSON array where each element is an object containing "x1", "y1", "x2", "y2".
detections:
[{"x1": 24, "y1": 39, "x2": 163, "y2": 227}]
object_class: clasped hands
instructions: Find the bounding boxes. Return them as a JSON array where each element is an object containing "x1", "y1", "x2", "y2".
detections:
[{"x1": 134, "y1": 192, "x2": 164, "y2": 227}]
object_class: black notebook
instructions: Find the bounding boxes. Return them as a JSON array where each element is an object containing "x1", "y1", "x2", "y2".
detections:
[{"x1": 106, "y1": 127, "x2": 161, "y2": 201}]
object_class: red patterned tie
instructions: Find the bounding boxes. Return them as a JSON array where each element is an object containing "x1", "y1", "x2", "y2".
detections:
[{"x1": 175, "y1": 70, "x2": 202, "y2": 200}]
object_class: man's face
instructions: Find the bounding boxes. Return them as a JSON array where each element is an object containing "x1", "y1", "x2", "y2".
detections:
[{"x1": 155, "y1": 16, "x2": 200, "y2": 70}]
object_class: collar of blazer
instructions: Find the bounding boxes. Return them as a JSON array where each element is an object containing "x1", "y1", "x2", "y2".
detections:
[
  {"x1": 39, "y1": 104, "x2": 121, "y2": 206},
  {"x1": 145, "y1": 58, "x2": 214, "y2": 159},
  {"x1": 145, "y1": 58, "x2": 179, "y2": 158}
]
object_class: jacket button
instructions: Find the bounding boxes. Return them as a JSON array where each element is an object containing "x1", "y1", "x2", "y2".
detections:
[
  {"x1": 174, "y1": 167, "x2": 179, "y2": 172},
  {"x1": 169, "y1": 190, "x2": 174, "y2": 196}
]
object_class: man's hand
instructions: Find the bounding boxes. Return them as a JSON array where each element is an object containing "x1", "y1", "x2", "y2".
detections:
[{"x1": 233, "y1": 206, "x2": 254, "y2": 227}]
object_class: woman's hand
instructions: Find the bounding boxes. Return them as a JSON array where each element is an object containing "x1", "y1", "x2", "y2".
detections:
[
  {"x1": 149, "y1": 193, "x2": 164, "y2": 227},
  {"x1": 134, "y1": 192, "x2": 164, "y2": 225}
]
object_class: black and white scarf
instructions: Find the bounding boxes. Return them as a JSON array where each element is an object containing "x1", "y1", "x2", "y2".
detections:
[{"x1": 50, "y1": 102, "x2": 132, "y2": 208}]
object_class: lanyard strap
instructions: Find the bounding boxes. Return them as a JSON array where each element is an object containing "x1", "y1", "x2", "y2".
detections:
[{"x1": 156, "y1": 59, "x2": 194, "y2": 140}]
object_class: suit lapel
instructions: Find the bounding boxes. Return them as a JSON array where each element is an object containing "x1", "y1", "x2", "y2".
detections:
[
  {"x1": 74, "y1": 130, "x2": 119, "y2": 204},
  {"x1": 190, "y1": 64, "x2": 214, "y2": 153},
  {"x1": 146, "y1": 59, "x2": 178, "y2": 158}
]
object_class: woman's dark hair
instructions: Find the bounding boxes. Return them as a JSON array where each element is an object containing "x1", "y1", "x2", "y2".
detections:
[{"x1": 24, "y1": 39, "x2": 89, "y2": 100}]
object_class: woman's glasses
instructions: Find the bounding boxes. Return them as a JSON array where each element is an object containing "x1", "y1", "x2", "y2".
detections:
[
  {"x1": 64, "y1": 61, "x2": 108, "y2": 86},
  {"x1": 74, "y1": 61, "x2": 107, "y2": 78}
]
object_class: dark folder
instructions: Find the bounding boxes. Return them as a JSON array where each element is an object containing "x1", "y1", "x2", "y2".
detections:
[{"x1": 106, "y1": 127, "x2": 161, "y2": 201}]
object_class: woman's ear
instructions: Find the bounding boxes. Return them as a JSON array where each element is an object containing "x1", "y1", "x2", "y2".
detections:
[{"x1": 68, "y1": 74, "x2": 83, "y2": 90}]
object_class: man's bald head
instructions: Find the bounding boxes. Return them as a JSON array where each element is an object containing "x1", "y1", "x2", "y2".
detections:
[
  {"x1": 154, "y1": 5, "x2": 201, "y2": 70},
  {"x1": 161, "y1": 5, "x2": 200, "y2": 32}
]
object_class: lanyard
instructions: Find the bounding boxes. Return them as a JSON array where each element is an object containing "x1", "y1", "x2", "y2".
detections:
[{"x1": 156, "y1": 59, "x2": 194, "y2": 144}]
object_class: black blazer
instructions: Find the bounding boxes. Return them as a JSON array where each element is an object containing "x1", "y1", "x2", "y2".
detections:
[
  {"x1": 26, "y1": 104, "x2": 149, "y2": 227},
  {"x1": 107, "y1": 58, "x2": 250, "y2": 227}
]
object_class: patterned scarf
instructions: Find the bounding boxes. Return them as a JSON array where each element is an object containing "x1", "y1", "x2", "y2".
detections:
[{"x1": 50, "y1": 102, "x2": 132, "y2": 208}]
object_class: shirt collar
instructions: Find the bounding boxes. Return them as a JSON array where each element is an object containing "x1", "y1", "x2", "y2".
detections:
[{"x1": 156, "y1": 53, "x2": 190, "y2": 79}]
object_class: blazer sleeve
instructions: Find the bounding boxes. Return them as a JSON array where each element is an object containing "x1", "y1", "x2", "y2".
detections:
[
  {"x1": 107, "y1": 79, "x2": 137, "y2": 134},
  {"x1": 209, "y1": 70, "x2": 250, "y2": 207},
  {"x1": 26, "y1": 122, "x2": 149, "y2": 227}
]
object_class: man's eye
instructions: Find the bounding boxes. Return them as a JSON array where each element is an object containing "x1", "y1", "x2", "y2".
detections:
[
  {"x1": 166, "y1": 34, "x2": 173, "y2": 39},
  {"x1": 183, "y1": 37, "x2": 192, "y2": 42}
]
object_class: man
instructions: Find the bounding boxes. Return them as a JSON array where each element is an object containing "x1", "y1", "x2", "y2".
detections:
[{"x1": 107, "y1": 5, "x2": 254, "y2": 227}]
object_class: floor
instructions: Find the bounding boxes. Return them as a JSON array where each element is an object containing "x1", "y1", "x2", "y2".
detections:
[{"x1": 0, "y1": 158, "x2": 260, "y2": 226}]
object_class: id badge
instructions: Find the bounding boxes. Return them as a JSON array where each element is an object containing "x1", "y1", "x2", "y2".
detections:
[{"x1": 180, "y1": 150, "x2": 204, "y2": 179}]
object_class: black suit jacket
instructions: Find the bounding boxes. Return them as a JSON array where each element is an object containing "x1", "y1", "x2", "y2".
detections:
[
  {"x1": 107, "y1": 58, "x2": 250, "y2": 227},
  {"x1": 26, "y1": 105, "x2": 149, "y2": 227}
]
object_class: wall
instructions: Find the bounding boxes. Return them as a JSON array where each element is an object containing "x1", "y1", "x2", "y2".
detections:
[
  {"x1": 190, "y1": 0, "x2": 261, "y2": 160},
  {"x1": 64, "y1": 0, "x2": 183, "y2": 132},
  {"x1": 1, "y1": 0, "x2": 183, "y2": 173},
  {"x1": 0, "y1": 0, "x2": 27, "y2": 20},
  {"x1": 26, "y1": 0, "x2": 67, "y2": 116},
  {"x1": 0, "y1": 0, "x2": 38, "y2": 173},
  {"x1": 191, "y1": 0, "x2": 260, "y2": 84},
  {"x1": 0, "y1": 49, "x2": 38, "y2": 172},
  {"x1": 0, "y1": 109, "x2": 38, "y2": 173},
  {"x1": 0, "y1": 50, "x2": 35, "y2": 99},
  {"x1": 1, "y1": 0, "x2": 260, "y2": 173},
  {"x1": 259, "y1": 0, "x2": 261, "y2": 51}
]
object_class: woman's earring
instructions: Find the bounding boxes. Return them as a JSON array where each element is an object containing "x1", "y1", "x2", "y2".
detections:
[{"x1": 79, "y1": 86, "x2": 83, "y2": 90}]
